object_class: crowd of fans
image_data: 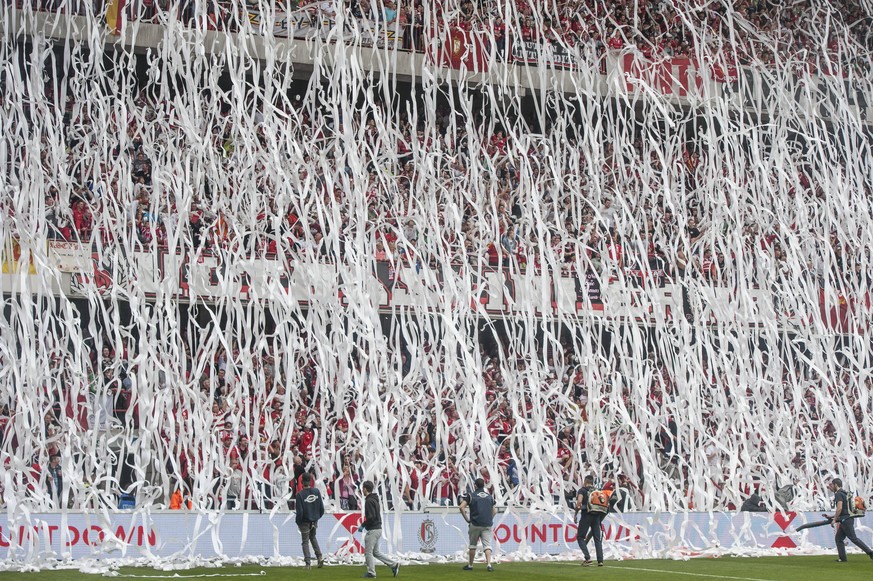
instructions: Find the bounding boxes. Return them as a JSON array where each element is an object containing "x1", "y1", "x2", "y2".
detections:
[
  {"x1": 4, "y1": 312, "x2": 871, "y2": 514},
  {"x1": 1, "y1": 0, "x2": 871, "y2": 517},
  {"x1": 14, "y1": 1, "x2": 873, "y2": 72},
  {"x1": 34, "y1": 81, "x2": 867, "y2": 298},
  {"x1": 3, "y1": 71, "x2": 871, "y2": 514}
]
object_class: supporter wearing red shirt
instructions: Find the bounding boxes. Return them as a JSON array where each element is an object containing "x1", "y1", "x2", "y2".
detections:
[
  {"x1": 436, "y1": 462, "x2": 458, "y2": 505},
  {"x1": 72, "y1": 200, "x2": 92, "y2": 239},
  {"x1": 298, "y1": 425, "x2": 315, "y2": 457}
]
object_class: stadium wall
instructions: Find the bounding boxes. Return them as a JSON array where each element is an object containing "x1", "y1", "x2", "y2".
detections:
[
  {"x1": 1, "y1": 510, "x2": 869, "y2": 562},
  {"x1": 6, "y1": 11, "x2": 871, "y2": 127}
]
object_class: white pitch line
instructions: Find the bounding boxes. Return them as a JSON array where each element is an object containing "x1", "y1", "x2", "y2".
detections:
[
  {"x1": 111, "y1": 573, "x2": 266, "y2": 579},
  {"x1": 603, "y1": 565, "x2": 776, "y2": 581}
]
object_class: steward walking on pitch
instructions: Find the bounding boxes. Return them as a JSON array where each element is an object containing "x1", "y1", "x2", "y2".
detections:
[
  {"x1": 575, "y1": 475, "x2": 605, "y2": 567},
  {"x1": 826, "y1": 478, "x2": 873, "y2": 563},
  {"x1": 459, "y1": 477, "x2": 497, "y2": 572},
  {"x1": 295, "y1": 473, "x2": 325, "y2": 570},
  {"x1": 360, "y1": 480, "x2": 400, "y2": 578}
]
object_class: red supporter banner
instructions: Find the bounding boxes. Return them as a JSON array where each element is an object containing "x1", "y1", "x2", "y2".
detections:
[
  {"x1": 819, "y1": 289, "x2": 870, "y2": 333},
  {"x1": 708, "y1": 59, "x2": 739, "y2": 83},
  {"x1": 623, "y1": 54, "x2": 707, "y2": 98},
  {"x1": 430, "y1": 27, "x2": 490, "y2": 73}
]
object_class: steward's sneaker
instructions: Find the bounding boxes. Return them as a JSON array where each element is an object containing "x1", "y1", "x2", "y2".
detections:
[
  {"x1": 463, "y1": 565, "x2": 474, "y2": 570},
  {"x1": 598, "y1": 562, "x2": 604, "y2": 567},
  {"x1": 392, "y1": 564, "x2": 400, "y2": 577},
  {"x1": 835, "y1": 559, "x2": 847, "y2": 563},
  {"x1": 486, "y1": 565, "x2": 493, "y2": 572},
  {"x1": 581, "y1": 560, "x2": 593, "y2": 567},
  {"x1": 363, "y1": 573, "x2": 377, "y2": 578},
  {"x1": 317, "y1": 558, "x2": 324, "y2": 568}
]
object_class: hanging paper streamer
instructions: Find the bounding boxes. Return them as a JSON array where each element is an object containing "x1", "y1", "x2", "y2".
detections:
[{"x1": 0, "y1": 0, "x2": 872, "y2": 564}]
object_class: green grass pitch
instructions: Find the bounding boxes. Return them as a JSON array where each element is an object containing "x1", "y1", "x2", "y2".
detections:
[{"x1": 3, "y1": 557, "x2": 873, "y2": 581}]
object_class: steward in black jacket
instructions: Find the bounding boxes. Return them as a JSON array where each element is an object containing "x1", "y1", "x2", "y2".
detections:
[{"x1": 294, "y1": 473, "x2": 325, "y2": 569}]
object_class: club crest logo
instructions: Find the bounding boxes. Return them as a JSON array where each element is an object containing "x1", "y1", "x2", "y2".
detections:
[
  {"x1": 452, "y1": 36, "x2": 463, "y2": 58},
  {"x1": 418, "y1": 518, "x2": 437, "y2": 553}
]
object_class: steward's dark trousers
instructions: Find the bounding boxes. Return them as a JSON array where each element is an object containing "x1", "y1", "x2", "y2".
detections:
[
  {"x1": 299, "y1": 521, "x2": 322, "y2": 565},
  {"x1": 836, "y1": 517, "x2": 873, "y2": 561},
  {"x1": 577, "y1": 513, "x2": 604, "y2": 563}
]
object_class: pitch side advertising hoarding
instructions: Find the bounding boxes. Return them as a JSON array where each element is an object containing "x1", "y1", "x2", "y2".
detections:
[{"x1": 0, "y1": 511, "x2": 866, "y2": 561}]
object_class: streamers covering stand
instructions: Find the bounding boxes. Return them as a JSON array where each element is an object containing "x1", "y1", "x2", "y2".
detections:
[{"x1": 0, "y1": 0, "x2": 872, "y2": 564}]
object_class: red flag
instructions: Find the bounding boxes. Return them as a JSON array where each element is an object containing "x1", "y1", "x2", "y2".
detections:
[
  {"x1": 819, "y1": 289, "x2": 866, "y2": 333},
  {"x1": 430, "y1": 27, "x2": 490, "y2": 73}
]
